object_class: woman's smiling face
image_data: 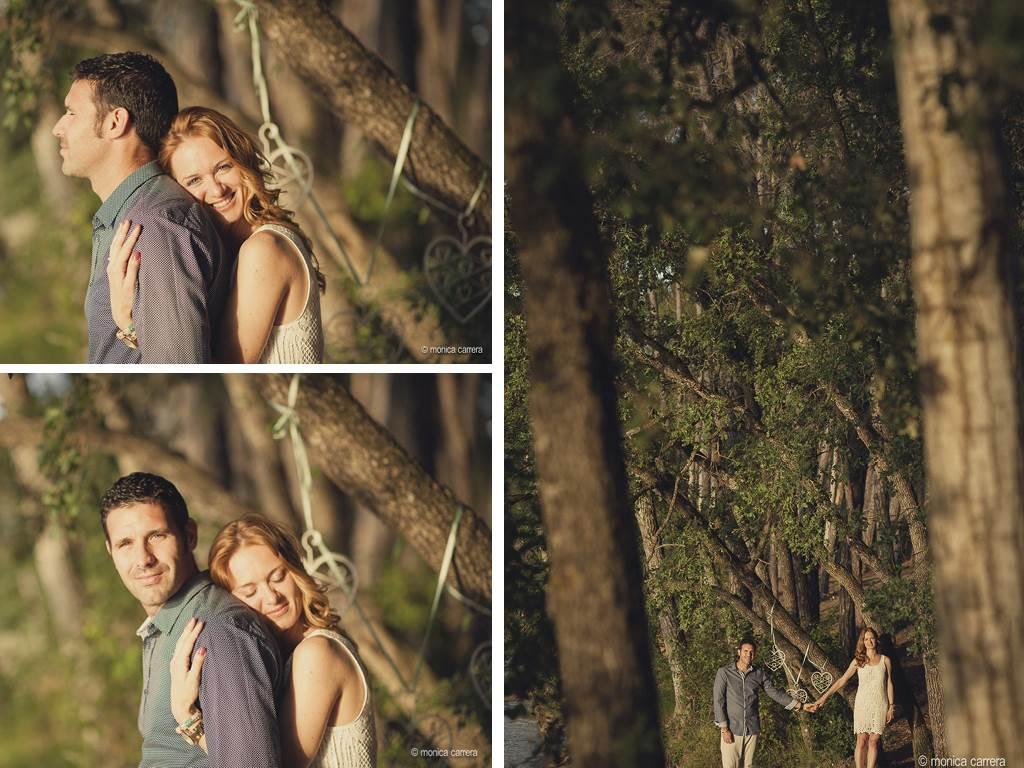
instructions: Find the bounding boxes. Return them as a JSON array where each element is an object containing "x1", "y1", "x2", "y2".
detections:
[
  {"x1": 169, "y1": 135, "x2": 245, "y2": 225},
  {"x1": 225, "y1": 543, "x2": 303, "y2": 634}
]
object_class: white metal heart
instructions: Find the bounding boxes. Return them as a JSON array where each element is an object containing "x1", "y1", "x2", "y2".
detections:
[
  {"x1": 766, "y1": 647, "x2": 786, "y2": 672},
  {"x1": 811, "y1": 670, "x2": 833, "y2": 694}
]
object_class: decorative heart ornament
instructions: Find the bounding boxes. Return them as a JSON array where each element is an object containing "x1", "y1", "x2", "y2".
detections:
[
  {"x1": 470, "y1": 642, "x2": 491, "y2": 708},
  {"x1": 811, "y1": 670, "x2": 833, "y2": 694},
  {"x1": 766, "y1": 647, "x2": 786, "y2": 672},
  {"x1": 424, "y1": 235, "x2": 492, "y2": 323},
  {"x1": 787, "y1": 687, "x2": 809, "y2": 703}
]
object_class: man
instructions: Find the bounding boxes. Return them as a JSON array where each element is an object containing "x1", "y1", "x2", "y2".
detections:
[
  {"x1": 100, "y1": 472, "x2": 282, "y2": 767},
  {"x1": 713, "y1": 638, "x2": 808, "y2": 768},
  {"x1": 52, "y1": 52, "x2": 229, "y2": 363}
]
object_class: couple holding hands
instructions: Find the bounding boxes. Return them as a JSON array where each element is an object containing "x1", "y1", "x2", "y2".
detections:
[{"x1": 713, "y1": 630, "x2": 894, "y2": 768}]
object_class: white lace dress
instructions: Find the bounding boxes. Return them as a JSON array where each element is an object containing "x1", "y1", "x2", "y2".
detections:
[
  {"x1": 853, "y1": 657, "x2": 889, "y2": 735},
  {"x1": 288, "y1": 629, "x2": 377, "y2": 768},
  {"x1": 250, "y1": 223, "x2": 324, "y2": 363}
]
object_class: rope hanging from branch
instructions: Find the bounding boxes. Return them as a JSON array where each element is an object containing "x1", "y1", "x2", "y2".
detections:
[
  {"x1": 269, "y1": 374, "x2": 490, "y2": 715},
  {"x1": 232, "y1": 0, "x2": 492, "y2": 323},
  {"x1": 233, "y1": 0, "x2": 362, "y2": 284},
  {"x1": 767, "y1": 603, "x2": 810, "y2": 703}
]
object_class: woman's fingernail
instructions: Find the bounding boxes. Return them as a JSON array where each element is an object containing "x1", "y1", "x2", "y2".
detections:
[
  {"x1": 198, "y1": 647, "x2": 206, "y2": 656},
  {"x1": 134, "y1": 252, "x2": 141, "y2": 262}
]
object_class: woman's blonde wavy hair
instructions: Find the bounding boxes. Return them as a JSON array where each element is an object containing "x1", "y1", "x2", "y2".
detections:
[
  {"x1": 209, "y1": 515, "x2": 339, "y2": 631},
  {"x1": 854, "y1": 626, "x2": 881, "y2": 667},
  {"x1": 159, "y1": 106, "x2": 326, "y2": 293}
]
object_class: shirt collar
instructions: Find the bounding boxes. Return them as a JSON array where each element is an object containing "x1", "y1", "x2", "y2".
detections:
[
  {"x1": 93, "y1": 160, "x2": 165, "y2": 229},
  {"x1": 136, "y1": 616, "x2": 156, "y2": 641},
  {"x1": 150, "y1": 570, "x2": 214, "y2": 635}
]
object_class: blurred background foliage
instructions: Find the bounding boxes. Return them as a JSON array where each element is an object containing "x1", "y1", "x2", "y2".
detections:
[
  {"x1": 0, "y1": 372, "x2": 492, "y2": 767},
  {"x1": 0, "y1": 0, "x2": 492, "y2": 362}
]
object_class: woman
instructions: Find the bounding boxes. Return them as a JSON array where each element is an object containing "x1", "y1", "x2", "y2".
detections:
[
  {"x1": 108, "y1": 107, "x2": 325, "y2": 363},
  {"x1": 808, "y1": 627, "x2": 894, "y2": 768},
  {"x1": 170, "y1": 516, "x2": 375, "y2": 767}
]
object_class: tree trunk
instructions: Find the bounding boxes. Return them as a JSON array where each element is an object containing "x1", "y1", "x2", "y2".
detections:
[
  {"x1": 260, "y1": 375, "x2": 490, "y2": 605},
  {"x1": 889, "y1": 0, "x2": 1022, "y2": 761},
  {"x1": 436, "y1": 373, "x2": 477, "y2": 506},
  {"x1": 774, "y1": 534, "x2": 799, "y2": 623},
  {"x1": 158, "y1": 379, "x2": 229, "y2": 482},
  {"x1": 795, "y1": 553, "x2": 819, "y2": 627},
  {"x1": 334, "y1": 0, "x2": 380, "y2": 177},
  {"x1": 347, "y1": 374, "x2": 398, "y2": 583},
  {"x1": 415, "y1": 0, "x2": 461, "y2": 129},
  {"x1": 506, "y1": 3, "x2": 666, "y2": 763},
  {"x1": 223, "y1": 375, "x2": 299, "y2": 528},
  {"x1": 636, "y1": 492, "x2": 687, "y2": 723},
  {"x1": 150, "y1": 0, "x2": 220, "y2": 85},
  {"x1": 251, "y1": 0, "x2": 491, "y2": 228}
]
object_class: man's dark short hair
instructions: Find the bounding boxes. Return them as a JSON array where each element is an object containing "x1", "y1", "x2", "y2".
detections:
[
  {"x1": 72, "y1": 52, "x2": 178, "y2": 154},
  {"x1": 99, "y1": 472, "x2": 189, "y2": 540},
  {"x1": 738, "y1": 638, "x2": 757, "y2": 651}
]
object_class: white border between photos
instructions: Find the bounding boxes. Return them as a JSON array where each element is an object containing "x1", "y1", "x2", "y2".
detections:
[{"x1": 491, "y1": 0, "x2": 505, "y2": 763}]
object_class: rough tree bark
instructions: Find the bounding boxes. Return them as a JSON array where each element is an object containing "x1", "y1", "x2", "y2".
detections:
[
  {"x1": 889, "y1": 0, "x2": 1022, "y2": 761},
  {"x1": 506, "y1": 3, "x2": 666, "y2": 764},
  {"x1": 260, "y1": 375, "x2": 491, "y2": 605},
  {"x1": 795, "y1": 555, "x2": 819, "y2": 626},
  {"x1": 250, "y1": 0, "x2": 491, "y2": 228},
  {"x1": 636, "y1": 492, "x2": 688, "y2": 723},
  {"x1": 774, "y1": 534, "x2": 799, "y2": 623}
]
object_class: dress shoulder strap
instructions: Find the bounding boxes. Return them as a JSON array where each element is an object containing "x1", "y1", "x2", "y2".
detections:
[{"x1": 303, "y1": 628, "x2": 370, "y2": 711}]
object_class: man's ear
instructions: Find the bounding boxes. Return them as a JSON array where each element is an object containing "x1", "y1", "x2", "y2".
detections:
[
  {"x1": 185, "y1": 518, "x2": 198, "y2": 551},
  {"x1": 104, "y1": 106, "x2": 132, "y2": 139}
]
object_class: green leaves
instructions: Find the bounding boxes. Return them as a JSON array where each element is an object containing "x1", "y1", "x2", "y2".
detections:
[
  {"x1": 38, "y1": 378, "x2": 96, "y2": 527},
  {"x1": 0, "y1": 0, "x2": 47, "y2": 132}
]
